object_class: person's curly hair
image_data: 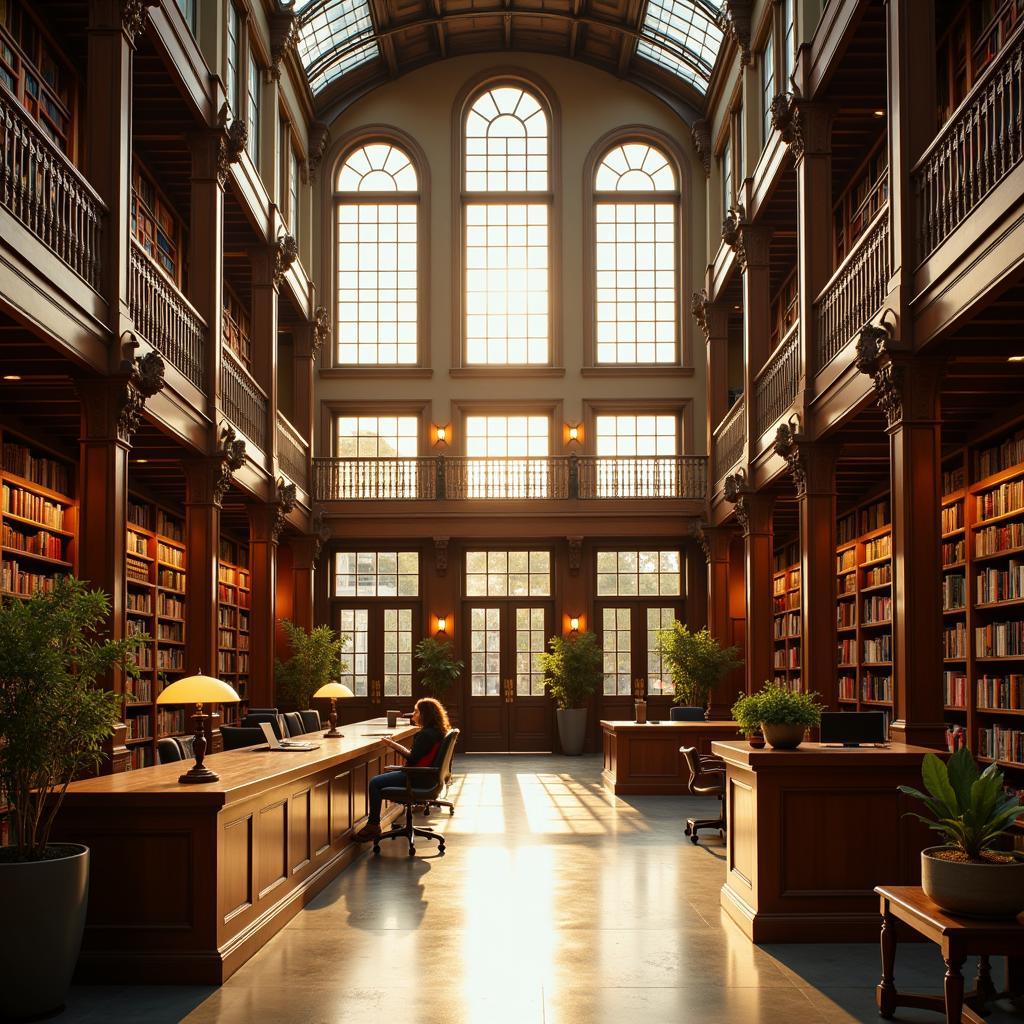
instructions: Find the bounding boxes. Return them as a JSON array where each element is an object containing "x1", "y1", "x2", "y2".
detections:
[{"x1": 415, "y1": 697, "x2": 450, "y2": 733}]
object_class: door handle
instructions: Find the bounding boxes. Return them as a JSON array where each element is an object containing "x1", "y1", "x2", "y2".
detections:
[
  {"x1": 504, "y1": 677, "x2": 513, "y2": 703},
  {"x1": 371, "y1": 679, "x2": 382, "y2": 704},
  {"x1": 633, "y1": 677, "x2": 646, "y2": 698}
]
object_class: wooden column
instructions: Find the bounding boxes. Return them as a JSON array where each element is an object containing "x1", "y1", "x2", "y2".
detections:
[
  {"x1": 247, "y1": 504, "x2": 278, "y2": 708},
  {"x1": 293, "y1": 319, "x2": 317, "y2": 446},
  {"x1": 183, "y1": 459, "x2": 222, "y2": 679},
  {"x1": 702, "y1": 525, "x2": 740, "y2": 719},
  {"x1": 740, "y1": 225, "x2": 772, "y2": 457},
  {"x1": 251, "y1": 245, "x2": 279, "y2": 467},
  {"x1": 695, "y1": 293, "x2": 731, "y2": 443},
  {"x1": 290, "y1": 535, "x2": 317, "y2": 633}
]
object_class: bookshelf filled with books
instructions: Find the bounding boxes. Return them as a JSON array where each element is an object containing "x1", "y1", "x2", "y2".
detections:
[
  {"x1": 218, "y1": 535, "x2": 251, "y2": 726},
  {"x1": 772, "y1": 540, "x2": 801, "y2": 692}
]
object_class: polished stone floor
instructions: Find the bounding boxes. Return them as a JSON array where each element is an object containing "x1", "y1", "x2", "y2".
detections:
[{"x1": 58, "y1": 755, "x2": 1020, "y2": 1023}]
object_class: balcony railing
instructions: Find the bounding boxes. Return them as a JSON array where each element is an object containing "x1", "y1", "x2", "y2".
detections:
[
  {"x1": 913, "y1": 22, "x2": 1024, "y2": 260},
  {"x1": 314, "y1": 455, "x2": 708, "y2": 502},
  {"x1": 0, "y1": 89, "x2": 105, "y2": 290},
  {"x1": 814, "y1": 205, "x2": 890, "y2": 370},
  {"x1": 129, "y1": 239, "x2": 207, "y2": 392},
  {"x1": 221, "y1": 350, "x2": 267, "y2": 451},
  {"x1": 713, "y1": 399, "x2": 746, "y2": 481},
  {"x1": 276, "y1": 412, "x2": 309, "y2": 489},
  {"x1": 754, "y1": 325, "x2": 800, "y2": 442}
]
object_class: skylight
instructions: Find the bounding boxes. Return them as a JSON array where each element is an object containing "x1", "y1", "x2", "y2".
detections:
[
  {"x1": 296, "y1": 0, "x2": 379, "y2": 93},
  {"x1": 636, "y1": 0, "x2": 724, "y2": 93}
]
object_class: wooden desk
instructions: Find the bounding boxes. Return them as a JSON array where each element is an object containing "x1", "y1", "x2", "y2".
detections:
[
  {"x1": 713, "y1": 740, "x2": 937, "y2": 943},
  {"x1": 876, "y1": 885, "x2": 1024, "y2": 1023},
  {"x1": 601, "y1": 720, "x2": 740, "y2": 795},
  {"x1": 51, "y1": 719, "x2": 416, "y2": 984}
]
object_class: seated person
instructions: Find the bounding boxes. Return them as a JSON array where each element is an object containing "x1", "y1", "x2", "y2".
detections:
[{"x1": 353, "y1": 697, "x2": 450, "y2": 842}]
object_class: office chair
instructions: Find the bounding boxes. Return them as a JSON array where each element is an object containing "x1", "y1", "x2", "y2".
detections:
[
  {"x1": 373, "y1": 729, "x2": 460, "y2": 857},
  {"x1": 283, "y1": 711, "x2": 305, "y2": 737},
  {"x1": 298, "y1": 709, "x2": 321, "y2": 733},
  {"x1": 680, "y1": 746, "x2": 727, "y2": 844},
  {"x1": 417, "y1": 753, "x2": 457, "y2": 816},
  {"x1": 243, "y1": 711, "x2": 285, "y2": 739},
  {"x1": 221, "y1": 725, "x2": 265, "y2": 750},
  {"x1": 157, "y1": 737, "x2": 183, "y2": 764}
]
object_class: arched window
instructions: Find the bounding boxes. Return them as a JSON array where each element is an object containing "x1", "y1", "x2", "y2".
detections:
[
  {"x1": 593, "y1": 140, "x2": 679, "y2": 365},
  {"x1": 462, "y1": 82, "x2": 551, "y2": 366},
  {"x1": 334, "y1": 141, "x2": 419, "y2": 365}
]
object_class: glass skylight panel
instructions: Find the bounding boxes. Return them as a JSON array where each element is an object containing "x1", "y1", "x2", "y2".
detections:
[
  {"x1": 298, "y1": 0, "x2": 379, "y2": 92},
  {"x1": 636, "y1": 0, "x2": 724, "y2": 92}
]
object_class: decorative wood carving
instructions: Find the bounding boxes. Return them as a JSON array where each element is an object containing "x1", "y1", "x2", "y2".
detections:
[
  {"x1": 121, "y1": 0, "x2": 158, "y2": 45},
  {"x1": 311, "y1": 507, "x2": 330, "y2": 561},
  {"x1": 691, "y1": 289, "x2": 710, "y2": 344},
  {"x1": 311, "y1": 305, "x2": 330, "y2": 361},
  {"x1": 269, "y1": 5, "x2": 299, "y2": 81},
  {"x1": 772, "y1": 417, "x2": 806, "y2": 497},
  {"x1": 273, "y1": 235, "x2": 299, "y2": 287},
  {"x1": 855, "y1": 322, "x2": 903, "y2": 428},
  {"x1": 770, "y1": 92, "x2": 803, "y2": 160},
  {"x1": 304, "y1": 121, "x2": 330, "y2": 183},
  {"x1": 718, "y1": 0, "x2": 752, "y2": 66},
  {"x1": 722, "y1": 203, "x2": 747, "y2": 268},
  {"x1": 690, "y1": 119, "x2": 711, "y2": 177},
  {"x1": 117, "y1": 347, "x2": 166, "y2": 443},
  {"x1": 217, "y1": 103, "x2": 248, "y2": 186},
  {"x1": 691, "y1": 521, "x2": 711, "y2": 563},
  {"x1": 272, "y1": 478, "x2": 298, "y2": 541},
  {"x1": 723, "y1": 468, "x2": 751, "y2": 533},
  {"x1": 214, "y1": 425, "x2": 247, "y2": 506},
  {"x1": 567, "y1": 536, "x2": 583, "y2": 575},
  {"x1": 433, "y1": 537, "x2": 449, "y2": 576}
]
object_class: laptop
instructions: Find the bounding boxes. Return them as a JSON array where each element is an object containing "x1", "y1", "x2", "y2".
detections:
[{"x1": 257, "y1": 721, "x2": 320, "y2": 752}]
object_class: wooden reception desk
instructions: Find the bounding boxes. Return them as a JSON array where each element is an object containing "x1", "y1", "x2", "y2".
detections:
[
  {"x1": 601, "y1": 720, "x2": 741, "y2": 794},
  {"x1": 712, "y1": 740, "x2": 937, "y2": 944},
  {"x1": 52, "y1": 719, "x2": 415, "y2": 984}
]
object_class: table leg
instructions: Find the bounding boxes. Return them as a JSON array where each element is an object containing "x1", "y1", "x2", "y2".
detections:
[
  {"x1": 877, "y1": 906, "x2": 898, "y2": 1019},
  {"x1": 944, "y1": 955, "x2": 965, "y2": 1024},
  {"x1": 975, "y1": 955, "x2": 996, "y2": 1006}
]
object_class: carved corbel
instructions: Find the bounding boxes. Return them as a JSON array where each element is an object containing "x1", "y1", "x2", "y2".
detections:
[
  {"x1": 217, "y1": 103, "x2": 248, "y2": 186},
  {"x1": 433, "y1": 537, "x2": 450, "y2": 576},
  {"x1": 723, "y1": 468, "x2": 751, "y2": 533},
  {"x1": 273, "y1": 234, "x2": 299, "y2": 287},
  {"x1": 690, "y1": 119, "x2": 711, "y2": 177},
  {"x1": 721, "y1": 204, "x2": 750, "y2": 271},
  {"x1": 272, "y1": 478, "x2": 298, "y2": 541},
  {"x1": 121, "y1": 0, "x2": 158, "y2": 45},
  {"x1": 303, "y1": 122, "x2": 330, "y2": 183},
  {"x1": 771, "y1": 417, "x2": 807, "y2": 498},
  {"x1": 855, "y1": 322, "x2": 904, "y2": 429},
  {"x1": 690, "y1": 521, "x2": 711, "y2": 563},
  {"x1": 116, "y1": 342, "x2": 166, "y2": 443},
  {"x1": 312, "y1": 507, "x2": 331, "y2": 562},
  {"x1": 567, "y1": 537, "x2": 583, "y2": 576},
  {"x1": 691, "y1": 289, "x2": 710, "y2": 344},
  {"x1": 718, "y1": 0, "x2": 752, "y2": 67},
  {"x1": 213, "y1": 425, "x2": 247, "y2": 506},
  {"x1": 311, "y1": 305, "x2": 330, "y2": 361},
  {"x1": 269, "y1": 4, "x2": 299, "y2": 81},
  {"x1": 769, "y1": 92, "x2": 804, "y2": 160}
]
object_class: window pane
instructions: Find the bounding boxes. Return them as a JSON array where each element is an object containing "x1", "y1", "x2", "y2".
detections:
[
  {"x1": 333, "y1": 415, "x2": 419, "y2": 497},
  {"x1": 602, "y1": 607, "x2": 632, "y2": 696},
  {"x1": 296, "y1": 0, "x2": 379, "y2": 92},
  {"x1": 596, "y1": 550, "x2": 681, "y2": 596},
  {"x1": 334, "y1": 551, "x2": 419, "y2": 596},
  {"x1": 636, "y1": 0, "x2": 724, "y2": 93},
  {"x1": 470, "y1": 606, "x2": 502, "y2": 696},
  {"x1": 466, "y1": 550, "x2": 551, "y2": 596},
  {"x1": 337, "y1": 143, "x2": 417, "y2": 192},
  {"x1": 465, "y1": 416, "x2": 550, "y2": 498},
  {"x1": 465, "y1": 86, "x2": 548, "y2": 193},
  {"x1": 246, "y1": 51, "x2": 260, "y2": 162},
  {"x1": 646, "y1": 607, "x2": 676, "y2": 695},
  {"x1": 516, "y1": 606, "x2": 547, "y2": 695},
  {"x1": 594, "y1": 415, "x2": 678, "y2": 496},
  {"x1": 338, "y1": 608, "x2": 369, "y2": 696},
  {"x1": 595, "y1": 143, "x2": 676, "y2": 192},
  {"x1": 383, "y1": 607, "x2": 413, "y2": 696},
  {"x1": 226, "y1": 4, "x2": 240, "y2": 113}
]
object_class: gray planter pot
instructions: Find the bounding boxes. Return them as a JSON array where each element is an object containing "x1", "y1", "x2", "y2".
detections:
[
  {"x1": 921, "y1": 846, "x2": 1024, "y2": 918},
  {"x1": 556, "y1": 708, "x2": 588, "y2": 755},
  {"x1": 761, "y1": 722, "x2": 806, "y2": 750},
  {"x1": 0, "y1": 843, "x2": 89, "y2": 1019}
]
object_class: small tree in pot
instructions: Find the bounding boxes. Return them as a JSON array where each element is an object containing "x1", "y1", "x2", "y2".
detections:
[
  {"x1": 275, "y1": 620, "x2": 349, "y2": 711},
  {"x1": 656, "y1": 623, "x2": 743, "y2": 720},
  {"x1": 414, "y1": 637, "x2": 464, "y2": 699},
  {"x1": 539, "y1": 630, "x2": 603, "y2": 755},
  {"x1": 0, "y1": 577, "x2": 143, "y2": 1018},
  {"x1": 749, "y1": 681, "x2": 823, "y2": 749}
]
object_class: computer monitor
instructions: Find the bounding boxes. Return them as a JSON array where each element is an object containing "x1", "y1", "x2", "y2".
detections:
[{"x1": 819, "y1": 711, "x2": 888, "y2": 746}]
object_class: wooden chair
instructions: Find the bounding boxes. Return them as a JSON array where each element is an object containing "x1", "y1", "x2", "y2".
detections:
[{"x1": 680, "y1": 746, "x2": 726, "y2": 844}]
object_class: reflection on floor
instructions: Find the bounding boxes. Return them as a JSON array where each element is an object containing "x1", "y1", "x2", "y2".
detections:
[{"x1": 59, "y1": 755, "x2": 1020, "y2": 1023}]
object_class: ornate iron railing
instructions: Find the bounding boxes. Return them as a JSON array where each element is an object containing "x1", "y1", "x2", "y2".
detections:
[
  {"x1": 221, "y1": 351, "x2": 267, "y2": 451},
  {"x1": 754, "y1": 325, "x2": 800, "y2": 441},
  {"x1": 913, "y1": 23, "x2": 1024, "y2": 259},
  {"x1": 814, "y1": 206, "x2": 889, "y2": 370},
  {"x1": 713, "y1": 399, "x2": 746, "y2": 481},
  {"x1": 276, "y1": 413, "x2": 309, "y2": 489},
  {"x1": 313, "y1": 455, "x2": 708, "y2": 502},
  {"x1": 0, "y1": 89, "x2": 105, "y2": 290},
  {"x1": 129, "y1": 240, "x2": 207, "y2": 391}
]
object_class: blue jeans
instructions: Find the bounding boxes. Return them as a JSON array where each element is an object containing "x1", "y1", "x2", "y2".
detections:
[{"x1": 368, "y1": 769, "x2": 407, "y2": 825}]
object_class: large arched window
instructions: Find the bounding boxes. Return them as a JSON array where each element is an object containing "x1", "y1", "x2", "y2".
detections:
[
  {"x1": 593, "y1": 140, "x2": 679, "y2": 365},
  {"x1": 461, "y1": 82, "x2": 552, "y2": 366},
  {"x1": 334, "y1": 141, "x2": 419, "y2": 365}
]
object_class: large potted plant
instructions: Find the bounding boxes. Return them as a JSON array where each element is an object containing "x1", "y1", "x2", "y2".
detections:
[
  {"x1": 275, "y1": 619, "x2": 349, "y2": 711},
  {"x1": 656, "y1": 623, "x2": 743, "y2": 720},
  {"x1": 899, "y1": 747, "x2": 1024, "y2": 917},
  {"x1": 0, "y1": 578, "x2": 141, "y2": 1019},
  {"x1": 539, "y1": 630, "x2": 603, "y2": 755},
  {"x1": 749, "y1": 681, "x2": 823, "y2": 749},
  {"x1": 730, "y1": 692, "x2": 765, "y2": 748},
  {"x1": 414, "y1": 636, "x2": 464, "y2": 699}
]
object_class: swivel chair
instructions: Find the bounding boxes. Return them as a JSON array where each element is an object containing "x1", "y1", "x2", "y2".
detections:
[
  {"x1": 221, "y1": 725, "x2": 264, "y2": 750},
  {"x1": 157, "y1": 737, "x2": 183, "y2": 764},
  {"x1": 283, "y1": 711, "x2": 305, "y2": 737},
  {"x1": 298, "y1": 709, "x2": 321, "y2": 733},
  {"x1": 680, "y1": 746, "x2": 727, "y2": 844},
  {"x1": 243, "y1": 711, "x2": 285, "y2": 739},
  {"x1": 373, "y1": 729, "x2": 459, "y2": 857}
]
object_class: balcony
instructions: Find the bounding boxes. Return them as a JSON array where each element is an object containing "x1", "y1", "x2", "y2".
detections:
[
  {"x1": 0, "y1": 89, "x2": 105, "y2": 291},
  {"x1": 753, "y1": 324, "x2": 800, "y2": 448},
  {"x1": 712, "y1": 399, "x2": 746, "y2": 484},
  {"x1": 129, "y1": 239, "x2": 207, "y2": 392},
  {"x1": 276, "y1": 412, "x2": 309, "y2": 491},
  {"x1": 221, "y1": 350, "x2": 267, "y2": 451},
  {"x1": 314, "y1": 455, "x2": 707, "y2": 503}
]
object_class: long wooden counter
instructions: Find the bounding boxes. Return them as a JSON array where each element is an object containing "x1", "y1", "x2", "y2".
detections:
[
  {"x1": 712, "y1": 740, "x2": 937, "y2": 944},
  {"x1": 601, "y1": 719, "x2": 741, "y2": 794},
  {"x1": 52, "y1": 719, "x2": 416, "y2": 984}
]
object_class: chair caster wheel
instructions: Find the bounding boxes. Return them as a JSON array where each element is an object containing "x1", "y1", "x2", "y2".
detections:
[
  {"x1": 684, "y1": 825, "x2": 691, "y2": 835},
  {"x1": 449, "y1": 808, "x2": 455, "y2": 815},
  {"x1": 438, "y1": 845, "x2": 446, "y2": 855},
  {"x1": 408, "y1": 846, "x2": 415, "y2": 857},
  {"x1": 689, "y1": 834, "x2": 698, "y2": 845},
  {"x1": 373, "y1": 845, "x2": 381, "y2": 856}
]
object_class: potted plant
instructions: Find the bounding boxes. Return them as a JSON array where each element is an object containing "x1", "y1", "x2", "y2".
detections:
[
  {"x1": 414, "y1": 636, "x2": 464, "y2": 699},
  {"x1": 275, "y1": 620, "x2": 349, "y2": 711},
  {"x1": 731, "y1": 692, "x2": 765, "y2": 748},
  {"x1": 656, "y1": 623, "x2": 743, "y2": 720},
  {"x1": 0, "y1": 578, "x2": 142, "y2": 1019},
  {"x1": 749, "y1": 681, "x2": 823, "y2": 749},
  {"x1": 539, "y1": 630, "x2": 603, "y2": 755},
  {"x1": 899, "y1": 747, "x2": 1024, "y2": 917}
]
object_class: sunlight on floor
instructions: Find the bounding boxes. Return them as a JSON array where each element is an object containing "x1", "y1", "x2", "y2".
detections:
[
  {"x1": 516, "y1": 771, "x2": 650, "y2": 835},
  {"x1": 439, "y1": 772, "x2": 506, "y2": 833}
]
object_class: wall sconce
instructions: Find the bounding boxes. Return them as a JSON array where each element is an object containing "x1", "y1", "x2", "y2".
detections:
[
  {"x1": 436, "y1": 616, "x2": 448, "y2": 634},
  {"x1": 565, "y1": 423, "x2": 582, "y2": 446},
  {"x1": 433, "y1": 424, "x2": 451, "y2": 447},
  {"x1": 569, "y1": 617, "x2": 580, "y2": 632}
]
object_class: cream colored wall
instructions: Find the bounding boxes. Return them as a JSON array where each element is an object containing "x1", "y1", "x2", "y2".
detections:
[{"x1": 312, "y1": 53, "x2": 708, "y2": 458}]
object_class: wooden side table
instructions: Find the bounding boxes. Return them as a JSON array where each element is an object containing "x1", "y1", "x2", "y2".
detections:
[{"x1": 875, "y1": 885, "x2": 1024, "y2": 1023}]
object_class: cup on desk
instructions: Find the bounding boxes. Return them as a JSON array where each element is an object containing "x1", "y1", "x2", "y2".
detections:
[{"x1": 386, "y1": 709, "x2": 399, "y2": 729}]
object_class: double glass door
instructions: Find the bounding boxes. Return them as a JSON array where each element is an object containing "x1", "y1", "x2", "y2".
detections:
[{"x1": 462, "y1": 603, "x2": 553, "y2": 751}]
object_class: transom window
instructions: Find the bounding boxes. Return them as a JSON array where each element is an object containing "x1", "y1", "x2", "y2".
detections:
[
  {"x1": 465, "y1": 415, "x2": 550, "y2": 498},
  {"x1": 338, "y1": 608, "x2": 369, "y2": 696},
  {"x1": 596, "y1": 550, "x2": 681, "y2": 597},
  {"x1": 465, "y1": 550, "x2": 551, "y2": 597},
  {"x1": 335, "y1": 142, "x2": 418, "y2": 366},
  {"x1": 594, "y1": 414, "x2": 679, "y2": 497},
  {"x1": 333, "y1": 551, "x2": 420, "y2": 597},
  {"x1": 594, "y1": 142, "x2": 678, "y2": 366},
  {"x1": 462, "y1": 84, "x2": 551, "y2": 366}
]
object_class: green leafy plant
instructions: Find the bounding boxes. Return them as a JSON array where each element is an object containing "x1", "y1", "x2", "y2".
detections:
[
  {"x1": 898, "y1": 747, "x2": 1024, "y2": 862},
  {"x1": 0, "y1": 578, "x2": 143, "y2": 861},
  {"x1": 274, "y1": 620, "x2": 349, "y2": 710},
  {"x1": 539, "y1": 631, "x2": 603, "y2": 710},
  {"x1": 731, "y1": 692, "x2": 763, "y2": 735},
  {"x1": 749, "y1": 681, "x2": 824, "y2": 726},
  {"x1": 656, "y1": 623, "x2": 743, "y2": 709},
  {"x1": 414, "y1": 637, "x2": 464, "y2": 697}
]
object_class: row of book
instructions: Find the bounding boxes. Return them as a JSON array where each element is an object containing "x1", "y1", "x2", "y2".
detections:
[
  {"x1": 944, "y1": 622, "x2": 968, "y2": 659},
  {"x1": 946, "y1": 724, "x2": 968, "y2": 752},
  {"x1": 976, "y1": 621, "x2": 1024, "y2": 658},
  {"x1": 157, "y1": 708, "x2": 188, "y2": 736},
  {"x1": 942, "y1": 503, "x2": 964, "y2": 533},
  {"x1": 128, "y1": 747, "x2": 154, "y2": 770},
  {"x1": 976, "y1": 674, "x2": 1024, "y2": 710},
  {"x1": 839, "y1": 674, "x2": 856, "y2": 701},
  {"x1": 127, "y1": 530, "x2": 148, "y2": 555},
  {"x1": 127, "y1": 557, "x2": 150, "y2": 584},
  {"x1": 837, "y1": 639, "x2": 856, "y2": 665},
  {"x1": 942, "y1": 573, "x2": 967, "y2": 611},
  {"x1": 839, "y1": 575, "x2": 857, "y2": 595},
  {"x1": 158, "y1": 567, "x2": 186, "y2": 592},
  {"x1": 127, "y1": 591, "x2": 151, "y2": 614},
  {"x1": 157, "y1": 622, "x2": 183, "y2": 642},
  {"x1": 2, "y1": 484, "x2": 66, "y2": 529},
  {"x1": 976, "y1": 522, "x2": 1024, "y2": 557},
  {"x1": 975, "y1": 429, "x2": 1024, "y2": 480},
  {"x1": 978, "y1": 724, "x2": 1024, "y2": 764},
  {"x1": 1, "y1": 523, "x2": 65, "y2": 560},
  {"x1": 0, "y1": 559, "x2": 59, "y2": 596},
  {"x1": 218, "y1": 652, "x2": 250, "y2": 673},
  {"x1": 976, "y1": 481, "x2": 1024, "y2": 523},
  {"x1": 943, "y1": 465, "x2": 967, "y2": 495},
  {"x1": 944, "y1": 538, "x2": 966, "y2": 565},
  {"x1": 864, "y1": 564, "x2": 892, "y2": 587},
  {"x1": 863, "y1": 595, "x2": 892, "y2": 623},
  {"x1": 2, "y1": 442, "x2": 70, "y2": 493},
  {"x1": 159, "y1": 593, "x2": 185, "y2": 618},
  {"x1": 127, "y1": 502, "x2": 184, "y2": 542},
  {"x1": 157, "y1": 542, "x2": 184, "y2": 568},
  {"x1": 219, "y1": 583, "x2": 251, "y2": 606},
  {"x1": 976, "y1": 562, "x2": 1024, "y2": 604},
  {"x1": 863, "y1": 636, "x2": 893, "y2": 662},
  {"x1": 158, "y1": 648, "x2": 184, "y2": 670},
  {"x1": 837, "y1": 602, "x2": 856, "y2": 628},
  {"x1": 126, "y1": 676, "x2": 153, "y2": 703},
  {"x1": 944, "y1": 670, "x2": 968, "y2": 707},
  {"x1": 861, "y1": 673, "x2": 893, "y2": 702},
  {"x1": 865, "y1": 535, "x2": 891, "y2": 561},
  {"x1": 127, "y1": 716, "x2": 152, "y2": 740},
  {"x1": 859, "y1": 499, "x2": 890, "y2": 534},
  {"x1": 837, "y1": 549, "x2": 857, "y2": 573},
  {"x1": 773, "y1": 611, "x2": 800, "y2": 638}
]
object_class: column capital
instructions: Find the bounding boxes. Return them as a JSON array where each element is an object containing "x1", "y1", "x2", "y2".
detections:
[
  {"x1": 690, "y1": 119, "x2": 711, "y2": 177},
  {"x1": 183, "y1": 426, "x2": 246, "y2": 507},
  {"x1": 771, "y1": 417, "x2": 839, "y2": 498},
  {"x1": 723, "y1": 206, "x2": 771, "y2": 273},
  {"x1": 272, "y1": 478, "x2": 298, "y2": 541},
  {"x1": 724, "y1": 469, "x2": 773, "y2": 535},
  {"x1": 770, "y1": 93, "x2": 834, "y2": 162},
  {"x1": 691, "y1": 289, "x2": 730, "y2": 344},
  {"x1": 215, "y1": 103, "x2": 248, "y2": 187},
  {"x1": 77, "y1": 340, "x2": 165, "y2": 444},
  {"x1": 268, "y1": 5, "x2": 300, "y2": 81},
  {"x1": 273, "y1": 235, "x2": 299, "y2": 288},
  {"x1": 718, "y1": 0, "x2": 752, "y2": 67}
]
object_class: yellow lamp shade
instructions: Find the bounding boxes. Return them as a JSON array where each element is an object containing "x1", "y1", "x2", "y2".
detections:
[
  {"x1": 313, "y1": 682, "x2": 355, "y2": 700},
  {"x1": 156, "y1": 673, "x2": 240, "y2": 705}
]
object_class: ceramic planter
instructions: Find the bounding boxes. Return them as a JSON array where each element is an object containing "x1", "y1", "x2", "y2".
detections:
[
  {"x1": 921, "y1": 846, "x2": 1024, "y2": 918},
  {"x1": 745, "y1": 730, "x2": 766, "y2": 749},
  {"x1": 761, "y1": 722, "x2": 807, "y2": 750},
  {"x1": 556, "y1": 707, "x2": 588, "y2": 755},
  {"x1": 0, "y1": 843, "x2": 89, "y2": 1019}
]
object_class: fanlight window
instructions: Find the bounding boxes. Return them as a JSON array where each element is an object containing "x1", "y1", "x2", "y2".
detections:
[
  {"x1": 464, "y1": 86, "x2": 548, "y2": 193},
  {"x1": 595, "y1": 144, "x2": 676, "y2": 192},
  {"x1": 337, "y1": 143, "x2": 418, "y2": 192}
]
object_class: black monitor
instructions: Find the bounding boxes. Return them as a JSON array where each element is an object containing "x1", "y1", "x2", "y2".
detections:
[{"x1": 819, "y1": 711, "x2": 888, "y2": 747}]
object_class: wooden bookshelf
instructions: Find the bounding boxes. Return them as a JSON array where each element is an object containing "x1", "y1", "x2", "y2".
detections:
[
  {"x1": 218, "y1": 536, "x2": 251, "y2": 725},
  {"x1": 772, "y1": 540, "x2": 801, "y2": 692}
]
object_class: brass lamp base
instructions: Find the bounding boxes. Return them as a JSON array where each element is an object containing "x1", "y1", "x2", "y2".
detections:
[
  {"x1": 178, "y1": 708, "x2": 219, "y2": 784},
  {"x1": 179, "y1": 764, "x2": 220, "y2": 784},
  {"x1": 323, "y1": 697, "x2": 344, "y2": 738}
]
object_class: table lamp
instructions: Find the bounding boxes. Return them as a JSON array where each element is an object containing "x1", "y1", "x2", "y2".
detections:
[
  {"x1": 156, "y1": 672, "x2": 240, "y2": 784},
  {"x1": 313, "y1": 682, "x2": 355, "y2": 738}
]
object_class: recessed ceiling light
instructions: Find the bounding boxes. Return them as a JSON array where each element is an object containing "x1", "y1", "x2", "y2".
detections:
[
  {"x1": 872, "y1": 109, "x2": 885, "y2": 117},
  {"x1": 3, "y1": 375, "x2": 21, "y2": 381},
  {"x1": 1010, "y1": 356, "x2": 1024, "y2": 363},
  {"x1": 135, "y1": 458, "x2": 149, "y2": 464},
  {"x1": 733, "y1": 304, "x2": 741, "y2": 311}
]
